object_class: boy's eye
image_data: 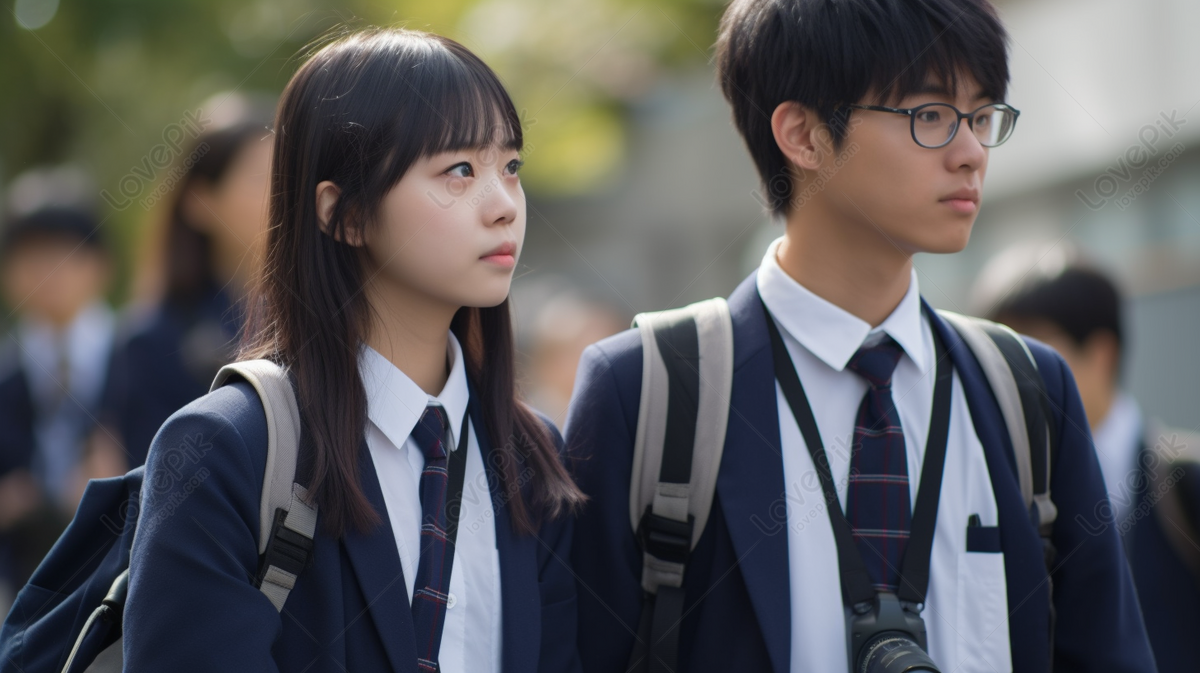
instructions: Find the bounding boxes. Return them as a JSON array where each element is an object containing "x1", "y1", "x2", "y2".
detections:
[
  {"x1": 447, "y1": 162, "x2": 473, "y2": 178},
  {"x1": 505, "y1": 158, "x2": 525, "y2": 175}
]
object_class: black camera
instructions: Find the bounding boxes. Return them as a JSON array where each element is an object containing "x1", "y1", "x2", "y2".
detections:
[{"x1": 846, "y1": 592, "x2": 940, "y2": 673}]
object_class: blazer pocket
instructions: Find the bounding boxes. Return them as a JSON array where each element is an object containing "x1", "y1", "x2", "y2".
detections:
[
  {"x1": 955, "y1": 552, "x2": 1012, "y2": 673},
  {"x1": 965, "y1": 525, "x2": 1001, "y2": 553}
]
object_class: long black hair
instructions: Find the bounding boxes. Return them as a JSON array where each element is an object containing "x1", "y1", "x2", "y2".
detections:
[{"x1": 240, "y1": 27, "x2": 584, "y2": 537}]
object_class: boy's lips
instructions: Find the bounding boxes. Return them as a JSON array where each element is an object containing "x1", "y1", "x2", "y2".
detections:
[{"x1": 940, "y1": 188, "x2": 980, "y2": 214}]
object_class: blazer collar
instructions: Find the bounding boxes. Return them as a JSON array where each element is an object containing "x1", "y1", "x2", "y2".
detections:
[
  {"x1": 716, "y1": 273, "x2": 791, "y2": 673},
  {"x1": 342, "y1": 439, "x2": 420, "y2": 673},
  {"x1": 473, "y1": 388, "x2": 541, "y2": 673}
]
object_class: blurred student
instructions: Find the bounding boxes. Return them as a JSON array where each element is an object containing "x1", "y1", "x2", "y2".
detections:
[
  {"x1": 0, "y1": 166, "x2": 120, "y2": 605},
  {"x1": 526, "y1": 290, "x2": 625, "y2": 422},
  {"x1": 979, "y1": 244, "x2": 1200, "y2": 673},
  {"x1": 100, "y1": 93, "x2": 273, "y2": 468}
]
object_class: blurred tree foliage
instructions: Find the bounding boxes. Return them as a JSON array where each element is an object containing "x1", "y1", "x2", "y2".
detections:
[{"x1": 0, "y1": 0, "x2": 725, "y2": 300}]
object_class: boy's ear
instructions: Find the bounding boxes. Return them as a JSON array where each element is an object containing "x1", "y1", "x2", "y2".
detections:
[
  {"x1": 771, "y1": 101, "x2": 831, "y2": 172},
  {"x1": 314, "y1": 180, "x2": 365, "y2": 247}
]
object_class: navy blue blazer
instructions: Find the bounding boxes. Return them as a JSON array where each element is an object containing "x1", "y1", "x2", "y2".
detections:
[
  {"x1": 124, "y1": 380, "x2": 582, "y2": 672},
  {"x1": 101, "y1": 288, "x2": 239, "y2": 469},
  {"x1": 565, "y1": 274, "x2": 1155, "y2": 673},
  {"x1": 1126, "y1": 443, "x2": 1200, "y2": 673}
]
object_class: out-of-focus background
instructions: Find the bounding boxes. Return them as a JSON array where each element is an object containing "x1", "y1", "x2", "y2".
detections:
[{"x1": 1, "y1": 0, "x2": 1198, "y2": 619}]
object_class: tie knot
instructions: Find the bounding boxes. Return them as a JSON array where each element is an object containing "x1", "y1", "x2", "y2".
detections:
[
  {"x1": 412, "y1": 405, "x2": 449, "y2": 461},
  {"x1": 847, "y1": 335, "x2": 904, "y2": 389}
]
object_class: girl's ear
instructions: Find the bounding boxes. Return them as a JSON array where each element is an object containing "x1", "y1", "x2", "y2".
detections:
[{"x1": 315, "y1": 180, "x2": 365, "y2": 247}]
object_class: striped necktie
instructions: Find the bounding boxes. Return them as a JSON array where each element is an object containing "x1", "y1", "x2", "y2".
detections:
[
  {"x1": 845, "y1": 336, "x2": 910, "y2": 592},
  {"x1": 410, "y1": 405, "x2": 453, "y2": 672}
]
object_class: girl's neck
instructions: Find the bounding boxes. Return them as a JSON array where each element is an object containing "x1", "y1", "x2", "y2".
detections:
[
  {"x1": 778, "y1": 202, "x2": 914, "y2": 328},
  {"x1": 363, "y1": 279, "x2": 458, "y2": 396}
]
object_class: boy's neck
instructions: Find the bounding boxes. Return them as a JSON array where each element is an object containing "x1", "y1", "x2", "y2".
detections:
[{"x1": 776, "y1": 207, "x2": 915, "y2": 328}]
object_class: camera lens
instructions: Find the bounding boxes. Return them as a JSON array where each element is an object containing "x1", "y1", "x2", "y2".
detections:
[{"x1": 858, "y1": 633, "x2": 940, "y2": 673}]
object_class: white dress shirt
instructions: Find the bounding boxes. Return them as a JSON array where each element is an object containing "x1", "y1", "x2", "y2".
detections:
[
  {"x1": 1092, "y1": 391, "x2": 1144, "y2": 525},
  {"x1": 360, "y1": 334, "x2": 502, "y2": 673},
  {"x1": 18, "y1": 301, "x2": 115, "y2": 501},
  {"x1": 756, "y1": 237, "x2": 1012, "y2": 673}
]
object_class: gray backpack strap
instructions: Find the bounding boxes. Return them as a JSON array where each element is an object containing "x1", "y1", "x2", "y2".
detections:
[
  {"x1": 211, "y1": 359, "x2": 316, "y2": 612},
  {"x1": 938, "y1": 311, "x2": 1058, "y2": 542},
  {"x1": 627, "y1": 298, "x2": 733, "y2": 673}
]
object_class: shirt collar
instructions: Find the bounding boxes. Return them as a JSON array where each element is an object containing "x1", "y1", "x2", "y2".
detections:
[
  {"x1": 360, "y1": 331, "x2": 469, "y2": 452},
  {"x1": 756, "y1": 236, "x2": 928, "y2": 372}
]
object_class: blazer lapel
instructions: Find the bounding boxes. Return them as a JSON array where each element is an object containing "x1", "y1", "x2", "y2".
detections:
[
  {"x1": 473, "y1": 392, "x2": 541, "y2": 673},
  {"x1": 925, "y1": 304, "x2": 1051, "y2": 668},
  {"x1": 715, "y1": 275, "x2": 792, "y2": 673},
  {"x1": 342, "y1": 440, "x2": 419, "y2": 673}
]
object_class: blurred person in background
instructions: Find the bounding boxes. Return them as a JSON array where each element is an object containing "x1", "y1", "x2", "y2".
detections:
[
  {"x1": 99, "y1": 92, "x2": 273, "y2": 469},
  {"x1": 0, "y1": 165, "x2": 120, "y2": 611},
  {"x1": 977, "y1": 242, "x2": 1200, "y2": 673},
  {"x1": 525, "y1": 290, "x2": 625, "y2": 422}
]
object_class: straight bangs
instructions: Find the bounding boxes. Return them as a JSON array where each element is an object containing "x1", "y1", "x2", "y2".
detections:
[
  {"x1": 808, "y1": 0, "x2": 1010, "y2": 127},
  {"x1": 856, "y1": 1, "x2": 1009, "y2": 107},
  {"x1": 372, "y1": 34, "x2": 524, "y2": 192}
]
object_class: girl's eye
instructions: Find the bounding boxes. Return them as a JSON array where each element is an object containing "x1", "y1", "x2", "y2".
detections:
[
  {"x1": 447, "y1": 162, "x2": 473, "y2": 178},
  {"x1": 505, "y1": 158, "x2": 524, "y2": 176},
  {"x1": 915, "y1": 109, "x2": 943, "y2": 124}
]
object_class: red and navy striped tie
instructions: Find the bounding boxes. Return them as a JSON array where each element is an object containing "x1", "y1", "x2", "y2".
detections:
[
  {"x1": 845, "y1": 336, "x2": 910, "y2": 592},
  {"x1": 411, "y1": 405, "x2": 452, "y2": 672}
]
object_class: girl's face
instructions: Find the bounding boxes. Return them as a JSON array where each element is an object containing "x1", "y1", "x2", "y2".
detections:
[{"x1": 363, "y1": 144, "x2": 525, "y2": 310}]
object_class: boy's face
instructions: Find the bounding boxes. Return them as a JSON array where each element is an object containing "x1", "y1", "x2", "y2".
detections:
[
  {"x1": 817, "y1": 74, "x2": 993, "y2": 255},
  {"x1": 2, "y1": 235, "x2": 109, "y2": 327}
]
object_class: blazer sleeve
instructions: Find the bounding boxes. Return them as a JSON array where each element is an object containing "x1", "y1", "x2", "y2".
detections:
[
  {"x1": 564, "y1": 334, "x2": 646, "y2": 673},
  {"x1": 533, "y1": 416, "x2": 585, "y2": 673},
  {"x1": 122, "y1": 384, "x2": 281, "y2": 672},
  {"x1": 1027, "y1": 340, "x2": 1157, "y2": 672}
]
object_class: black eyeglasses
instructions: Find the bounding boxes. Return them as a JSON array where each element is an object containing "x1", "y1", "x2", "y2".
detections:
[{"x1": 841, "y1": 102, "x2": 1021, "y2": 149}]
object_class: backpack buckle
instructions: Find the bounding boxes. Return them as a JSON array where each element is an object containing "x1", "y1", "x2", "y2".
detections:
[
  {"x1": 637, "y1": 506, "x2": 694, "y2": 565},
  {"x1": 256, "y1": 507, "x2": 314, "y2": 586}
]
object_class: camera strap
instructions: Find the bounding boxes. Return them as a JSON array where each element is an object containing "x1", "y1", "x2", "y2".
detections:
[{"x1": 762, "y1": 299, "x2": 953, "y2": 607}]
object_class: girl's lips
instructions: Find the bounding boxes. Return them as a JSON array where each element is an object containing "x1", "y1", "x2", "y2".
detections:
[
  {"x1": 481, "y1": 242, "x2": 517, "y2": 266},
  {"x1": 481, "y1": 253, "x2": 516, "y2": 268}
]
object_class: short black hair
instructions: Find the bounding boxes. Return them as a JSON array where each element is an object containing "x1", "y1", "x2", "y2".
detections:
[
  {"x1": 716, "y1": 0, "x2": 1010, "y2": 217},
  {"x1": 991, "y1": 266, "x2": 1124, "y2": 352},
  {"x1": 2, "y1": 206, "x2": 106, "y2": 255}
]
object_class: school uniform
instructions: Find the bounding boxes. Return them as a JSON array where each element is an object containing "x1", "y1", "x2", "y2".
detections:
[
  {"x1": 0, "y1": 302, "x2": 115, "y2": 591},
  {"x1": 1095, "y1": 394, "x2": 1200, "y2": 673},
  {"x1": 124, "y1": 332, "x2": 582, "y2": 673},
  {"x1": 566, "y1": 240, "x2": 1155, "y2": 672},
  {"x1": 101, "y1": 287, "x2": 239, "y2": 469}
]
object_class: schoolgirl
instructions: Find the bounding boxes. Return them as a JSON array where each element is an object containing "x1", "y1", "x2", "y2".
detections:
[{"x1": 124, "y1": 27, "x2": 584, "y2": 673}]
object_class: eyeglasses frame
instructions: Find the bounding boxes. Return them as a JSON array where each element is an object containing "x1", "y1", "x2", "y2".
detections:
[{"x1": 841, "y1": 101, "x2": 1021, "y2": 149}]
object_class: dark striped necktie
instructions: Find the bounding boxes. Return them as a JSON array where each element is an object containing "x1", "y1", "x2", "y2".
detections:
[
  {"x1": 410, "y1": 405, "x2": 453, "y2": 673},
  {"x1": 845, "y1": 336, "x2": 910, "y2": 592}
]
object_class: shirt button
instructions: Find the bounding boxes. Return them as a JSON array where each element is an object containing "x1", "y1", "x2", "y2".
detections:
[{"x1": 446, "y1": 593, "x2": 457, "y2": 609}]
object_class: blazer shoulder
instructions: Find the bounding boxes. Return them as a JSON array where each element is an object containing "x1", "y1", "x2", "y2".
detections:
[
  {"x1": 146, "y1": 381, "x2": 269, "y2": 492},
  {"x1": 585, "y1": 327, "x2": 642, "y2": 373}
]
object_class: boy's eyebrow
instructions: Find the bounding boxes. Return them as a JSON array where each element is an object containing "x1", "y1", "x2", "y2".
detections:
[{"x1": 908, "y1": 81, "x2": 991, "y2": 102}]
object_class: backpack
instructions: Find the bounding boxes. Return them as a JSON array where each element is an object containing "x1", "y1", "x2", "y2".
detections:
[
  {"x1": 0, "y1": 360, "x2": 316, "y2": 673},
  {"x1": 626, "y1": 299, "x2": 1060, "y2": 673}
]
